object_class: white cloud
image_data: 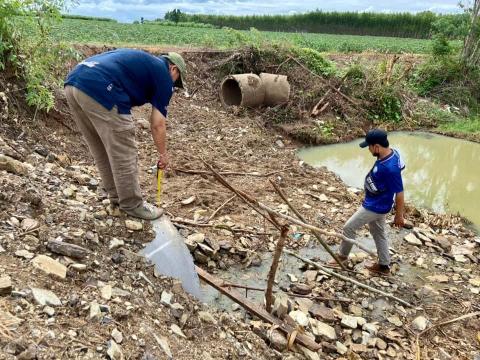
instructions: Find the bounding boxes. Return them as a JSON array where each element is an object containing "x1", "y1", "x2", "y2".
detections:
[{"x1": 68, "y1": 0, "x2": 462, "y2": 23}]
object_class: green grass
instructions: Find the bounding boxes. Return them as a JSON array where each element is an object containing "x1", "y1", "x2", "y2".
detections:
[
  {"x1": 50, "y1": 18, "x2": 460, "y2": 54},
  {"x1": 439, "y1": 116, "x2": 480, "y2": 133}
]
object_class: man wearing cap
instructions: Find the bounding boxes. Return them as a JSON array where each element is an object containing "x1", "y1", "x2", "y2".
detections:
[
  {"x1": 64, "y1": 49, "x2": 186, "y2": 220},
  {"x1": 330, "y1": 129, "x2": 405, "y2": 275}
]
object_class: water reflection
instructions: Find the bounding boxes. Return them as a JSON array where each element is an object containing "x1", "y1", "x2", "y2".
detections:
[{"x1": 298, "y1": 132, "x2": 480, "y2": 228}]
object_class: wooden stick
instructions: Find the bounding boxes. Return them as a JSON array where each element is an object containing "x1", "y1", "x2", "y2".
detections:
[
  {"x1": 288, "y1": 56, "x2": 360, "y2": 106},
  {"x1": 207, "y1": 195, "x2": 236, "y2": 222},
  {"x1": 416, "y1": 311, "x2": 480, "y2": 359},
  {"x1": 222, "y1": 283, "x2": 273, "y2": 292},
  {"x1": 265, "y1": 225, "x2": 289, "y2": 312},
  {"x1": 269, "y1": 180, "x2": 347, "y2": 270},
  {"x1": 203, "y1": 161, "x2": 281, "y2": 230},
  {"x1": 419, "y1": 311, "x2": 480, "y2": 336},
  {"x1": 196, "y1": 266, "x2": 321, "y2": 351},
  {"x1": 284, "y1": 249, "x2": 413, "y2": 307},
  {"x1": 173, "y1": 167, "x2": 292, "y2": 177},
  {"x1": 171, "y1": 217, "x2": 271, "y2": 235},
  {"x1": 286, "y1": 293, "x2": 353, "y2": 303}
]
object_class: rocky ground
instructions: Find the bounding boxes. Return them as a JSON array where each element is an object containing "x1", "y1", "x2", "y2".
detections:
[{"x1": 0, "y1": 49, "x2": 479, "y2": 359}]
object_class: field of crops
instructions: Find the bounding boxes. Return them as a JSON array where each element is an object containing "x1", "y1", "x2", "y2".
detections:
[{"x1": 52, "y1": 18, "x2": 457, "y2": 54}]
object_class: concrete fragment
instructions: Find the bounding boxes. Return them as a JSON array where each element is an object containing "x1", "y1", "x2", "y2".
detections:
[
  {"x1": 107, "y1": 340, "x2": 124, "y2": 360},
  {"x1": 111, "y1": 328, "x2": 123, "y2": 344},
  {"x1": 125, "y1": 220, "x2": 143, "y2": 231}
]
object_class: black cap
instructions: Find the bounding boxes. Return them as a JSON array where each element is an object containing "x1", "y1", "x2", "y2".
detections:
[{"x1": 359, "y1": 129, "x2": 389, "y2": 148}]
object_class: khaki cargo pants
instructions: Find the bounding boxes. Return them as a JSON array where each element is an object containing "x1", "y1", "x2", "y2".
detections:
[{"x1": 65, "y1": 86, "x2": 142, "y2": 211}]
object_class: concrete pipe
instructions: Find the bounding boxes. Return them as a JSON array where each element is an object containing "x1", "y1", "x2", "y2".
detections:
[
  {"x1": 260, "y1": 73, "x2": 290, "y2": 106},
  {"x1": 220, "y1": 74, "x2": 265, "y2": 108}
]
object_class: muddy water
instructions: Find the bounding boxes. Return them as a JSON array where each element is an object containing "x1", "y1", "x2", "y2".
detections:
[
  {"x1": 298, "y1": 132, "x2": 480, "y2": 230},
  {"x1": 201, "y1": 227, "x2": 410, "y2": 309}
]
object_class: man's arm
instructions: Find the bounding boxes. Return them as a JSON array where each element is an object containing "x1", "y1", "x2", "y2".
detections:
[
  {"x1": 150, "y1": 107, "x2": 168, "y2": 169},
  {"x1": 394, "y1": 191, "x2": 405, "y2": 227}
]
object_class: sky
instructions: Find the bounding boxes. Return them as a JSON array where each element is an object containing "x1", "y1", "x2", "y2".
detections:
[{"x1": 67, "y1": 0, "x2": 463, "y2": 23}]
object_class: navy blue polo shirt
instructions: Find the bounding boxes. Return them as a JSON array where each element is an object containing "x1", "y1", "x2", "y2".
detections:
[
  {"x1": 65, "y1": 49, "x2": 173, "y2": 117},
  {"x1": 363, "y1": 149, "x2": 405, "y2": 214}
]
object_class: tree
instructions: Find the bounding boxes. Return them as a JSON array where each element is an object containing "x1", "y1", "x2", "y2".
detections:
[
  {"x1": 164, "y1": 9, "x2": 183, "y2": 23},
  {"x1": 462, "y1": 0, "x2": 480, "y2": 66}
]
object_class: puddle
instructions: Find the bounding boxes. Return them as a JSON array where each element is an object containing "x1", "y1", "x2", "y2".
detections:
[
  {"x1": 298, "y1": 132, "x2": 480, "y2": 231},
  {"x1": 201, "y1": 227, "x2": 409, "y2": 309}
]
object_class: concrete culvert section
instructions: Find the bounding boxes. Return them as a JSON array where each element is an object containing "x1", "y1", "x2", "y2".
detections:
[
  {"x1": 260, "y1": 73, "x2": 290, "y2": 106},
  {"x1": 220, "y1": 74, "x2": 265, "y2": 108}
]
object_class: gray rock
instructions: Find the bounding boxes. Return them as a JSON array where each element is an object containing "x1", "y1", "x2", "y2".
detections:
[
  {"x1": 412, "y1": 316, "x2": 428, "y2": 331},
  {"x1": 198, "y1": 311, "x2": 217, "y2": 324},
  {"x1": 268, "y1": 330, "x2": 287, "y2": 351},
  {"x1": 309, "y1": 304, "x2": 335, "y2": 323},
  {"x1": 197, "y1": 243, "x2": 216, "y2": 257},
  {"x1": 336, "y1": 341, "x2": 348, "y2": 355},
  {"x1": 289, "y1": 310, "x2": 309, "y2": 327},
  {"x1": 31, "y1": 255, "x2": 67, "y2": 279},
  {"x1": 107, "y1": 340, "x2": 124, "y2": 360},
  {"x1": 89, "y1": 301, "x2": 102, "y2": 320},
  {"x1": 43, "y1": 306, "x2": 55, "y2": 316},
  {"x1": 376, "y1": 338, "x2": 387, "y2": 350},
  {"x1": 125, "y1": 220, "x2": 142, "y2": 231},
  {"x1": 298, "y1": 345, "x2": 320, "y2": 360},
  {"x1": 352, "y1": 329, "x2": 363, "y2": 343},
  {"x1": 362, "y1": 322, "x2": 379, "y2": 336},
  {"x1": 194, "y1": 249, "x2": 209, "y2": 264},
  {"x1": 0, "y1": 276, "x2": 12, "y2": 295},
  {"x1": 17, "y1": 344, "x2": 38, "y2": 360},
  {"x1": 272, "y1": 293, "x2": 290, "y2": 319},
  {"x1": 111, "y1": 328, "x2": 123, "y2": 344},
  {"x1": 0, "y1": 154, "x2": 34, "y2": 175},
  {"x1": 348, "y1": 304, "x2": 363, "y2": 317},
  {"x1": 160, "y1": 291, "x2": 173, "y2": 305},
  {"x1": 291, "y1": 283, "x2": 312, "y2": 295},
  {"x1": 170, "y1": 324, "x2": 186, "y2": 338},
  {"x1": 315, "y1": 321, "x2": 337, "y2": 340},
  {"x1": 341, "y1": 314, "x2": 358, "y2": 329},
  {"x1": 404, "y1": 233, "x2": 422, "y2": 245},
  {"x1": 101, "y1": 285, "x2": 112, "y2": 301},
  {"x1": 187, "y1": 233, "x2": 205, "y2": 244},
  {"x1": 109, "y1": 238, "x2": 124, "y2": 250},
  {"x1": 31, "y1": 288, "x2": 62, "y2": 306}
]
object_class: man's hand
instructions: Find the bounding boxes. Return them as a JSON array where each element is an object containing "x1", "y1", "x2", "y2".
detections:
[
  {"x1": 150, "y1": 107, "x2": 169, "y2": 169},
  {"x1": 157, "y1": 153, "x2": 169, "y2": 170},
  {"x1": 393, "y1": 191, "x2": 405, "y2": 228},
  {"x1": 393, "y1": 212, "x2": 404, "y2": 227}
]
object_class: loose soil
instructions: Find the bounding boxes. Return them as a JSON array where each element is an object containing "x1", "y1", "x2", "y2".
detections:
[{"x1": 0, "y1": 47, "x2": 478, "y2": 360}]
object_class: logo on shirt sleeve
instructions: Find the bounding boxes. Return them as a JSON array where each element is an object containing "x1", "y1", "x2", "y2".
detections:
[{"x1": 79, "y1": 61, "x2": 99, "y2": 68}]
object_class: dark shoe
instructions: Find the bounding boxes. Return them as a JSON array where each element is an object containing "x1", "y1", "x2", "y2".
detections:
[
  {"x1": 327, "y1": 254, "x2": 348, "y2": 268},
  {"x1": 365, "y1": 263, "x2": 390, "y2": 276}
]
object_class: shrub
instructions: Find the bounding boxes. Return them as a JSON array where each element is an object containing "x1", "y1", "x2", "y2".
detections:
[{"x1": 1, "y1": 0, "x2": 76, "y2": 111}]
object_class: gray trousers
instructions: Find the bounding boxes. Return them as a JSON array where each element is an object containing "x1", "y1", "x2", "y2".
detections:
[
  {"x1": 65, "y1": 86, "x2": 142, "y2": 211},
  {"x1": 339, "y1": 206, "x2": 390, "y2": 266}
]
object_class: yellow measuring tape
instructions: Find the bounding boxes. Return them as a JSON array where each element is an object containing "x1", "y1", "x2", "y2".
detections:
[{"x1": 156, "y1": 168, "x2": 163, "y2": 206}]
